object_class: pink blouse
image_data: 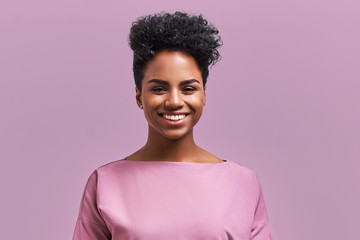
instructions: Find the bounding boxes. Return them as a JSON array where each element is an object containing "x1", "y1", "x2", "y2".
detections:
[{"x1": 73, "y1": 159, "x2": 273, "y2": 239}]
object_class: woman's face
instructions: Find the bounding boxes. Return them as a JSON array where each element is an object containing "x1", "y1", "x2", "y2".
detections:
[{"x1": 136, "y1": 50, "x2": 206, "y2": 140}]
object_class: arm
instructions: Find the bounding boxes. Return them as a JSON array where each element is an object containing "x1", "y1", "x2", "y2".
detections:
[
  {"x1": 73, "y1": 171, "x2": 111, "y2": 240},
  {"x1": 250, "y1": 176, "x2": 274, "y2": 240}
]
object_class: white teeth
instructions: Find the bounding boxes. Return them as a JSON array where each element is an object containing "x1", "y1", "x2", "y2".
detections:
[{"x1": 162, "y1": 114, "x2": 186, "y2": 121}]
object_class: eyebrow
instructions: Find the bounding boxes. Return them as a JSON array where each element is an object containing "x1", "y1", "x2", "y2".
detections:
[{"x1": 147, "y1": 78, "x2": 201, "y2": 86}]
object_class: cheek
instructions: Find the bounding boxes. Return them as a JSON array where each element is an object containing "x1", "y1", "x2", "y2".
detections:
[
  {"x1": 142, "y1": 93, "x2": 162, "y2": 107},
  {"x1": 188, "y1": 95, "x2": 205, "y2": 112},
  {"x1": 194, "y1": 92, "x2": 206, "y2": 104},
  {"x1": 142, "y1": 95, "x2": 162, "y2": 120}
]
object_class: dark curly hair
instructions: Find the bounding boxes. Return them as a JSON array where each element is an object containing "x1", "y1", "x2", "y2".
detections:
[{"x1": 129, "y1": 11, "x2": 222, "y2": 92}]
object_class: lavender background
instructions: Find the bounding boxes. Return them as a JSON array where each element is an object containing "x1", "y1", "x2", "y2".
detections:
[{"x1": 1, "y1": 0, "x2": 359, "y2": 239}]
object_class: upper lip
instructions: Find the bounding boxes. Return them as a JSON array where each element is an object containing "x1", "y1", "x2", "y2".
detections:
[{"x1": 158, "y1": 112, "x2": 190, "y2": 115}]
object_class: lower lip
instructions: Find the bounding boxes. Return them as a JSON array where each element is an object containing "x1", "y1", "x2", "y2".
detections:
[{"x1": 159, "y1": 115, "x2": 189, "y2": 126}]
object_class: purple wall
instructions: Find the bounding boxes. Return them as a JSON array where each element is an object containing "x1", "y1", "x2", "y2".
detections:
[{"x1": 1, "y1": 0, "x2": 359, "y2": 239}]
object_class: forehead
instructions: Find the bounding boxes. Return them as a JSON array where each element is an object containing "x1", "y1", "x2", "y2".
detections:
[{"x1": 143, "y1": 51, "x2": 202, "y2": 84}]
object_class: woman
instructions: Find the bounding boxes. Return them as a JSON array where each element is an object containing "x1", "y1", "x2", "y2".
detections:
[{"x1": 73, "y1": 12, "x2": 273, "y2": 240}]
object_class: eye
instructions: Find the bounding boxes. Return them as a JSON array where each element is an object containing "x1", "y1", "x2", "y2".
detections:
[
  {"x1": 182, "y1": 86, "x2": 196, "y2": 93},
  {"x1": 151, "y1": 86, "x2": 167, "y2": 93}
]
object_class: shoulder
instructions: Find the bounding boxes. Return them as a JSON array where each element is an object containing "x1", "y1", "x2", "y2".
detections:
[
  {"x1": 81, "y1": 159, "x2": 137, "y2": 191},
  {"x1": 225, "y1": 160, "x2": 261, "y2": 188},
  {"x1": 224, "y1": 160, "x2": 264, "y2": 205},
  {"x1": 82, "y1": 160, "x2": 127, "y2": 187},
  {"x1": 94, "y1": 159, "x2": 132, "y2": 177},
  {"x1": 226, "y1": 160, "x2": 258, "y2": 178}
]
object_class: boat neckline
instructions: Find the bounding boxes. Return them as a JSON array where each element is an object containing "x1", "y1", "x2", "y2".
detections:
[{"x1": 122, "y1": 159, "x2": 228, "y2": 164}]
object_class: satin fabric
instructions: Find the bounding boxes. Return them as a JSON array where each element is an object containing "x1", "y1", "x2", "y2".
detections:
[{"x1": 73, "y1": 159, "x2": 273, "y2": 239}]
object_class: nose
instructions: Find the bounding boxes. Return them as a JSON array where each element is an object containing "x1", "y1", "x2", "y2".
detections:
[{"x1": 164, "y1": 89, "x2": 184, "y2": 109}]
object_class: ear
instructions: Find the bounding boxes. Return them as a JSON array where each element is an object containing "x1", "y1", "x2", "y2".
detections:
[
  {"x1": 203, "y1": 85, "x2": 207, "y2": 107},
  {"x1": 136, "y1": 87, "x2": 142, "y2": 109}
]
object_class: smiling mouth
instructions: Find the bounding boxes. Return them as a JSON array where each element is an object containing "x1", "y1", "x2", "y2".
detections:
[{"x1": 160, "y1": 114, "x2": 189, "y2": 121}]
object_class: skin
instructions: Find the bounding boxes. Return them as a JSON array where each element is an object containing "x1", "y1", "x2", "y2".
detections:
[{"x1": 126, "y1": 50, "x2": 224, "y2": 163}]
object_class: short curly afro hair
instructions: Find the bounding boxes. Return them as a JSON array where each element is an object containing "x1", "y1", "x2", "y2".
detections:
[{"x1": 129, "y1": 11, "x2": 222, "y2": 92}]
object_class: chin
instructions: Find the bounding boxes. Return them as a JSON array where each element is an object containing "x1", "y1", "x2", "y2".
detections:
[{"x1": 161, "y1": 129, "x2": 192, "y2": 141}]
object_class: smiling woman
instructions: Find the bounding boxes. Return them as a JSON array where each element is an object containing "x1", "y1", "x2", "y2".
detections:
[
  {"x1": 73, "y1": 12, "x2": 273, "y2": 240},
  {"x1": 138, "y1": 50, "x2": 206, "y2": 141}
]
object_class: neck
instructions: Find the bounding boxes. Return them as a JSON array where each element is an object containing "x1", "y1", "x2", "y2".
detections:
[{"x1": 140, "y1": 126, "x2": 200, "y2": 162}]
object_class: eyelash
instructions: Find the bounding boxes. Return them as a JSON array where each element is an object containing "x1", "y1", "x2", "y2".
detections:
[
  {"x1": 182, "y1": 87, "x2": 196, "y2": 92},
  {"x1": 151, "y1": 86, "x2": 196, "y2": 93},
  {"x1": 152, "y1": 87, "x2": 166, "y2": 92}
]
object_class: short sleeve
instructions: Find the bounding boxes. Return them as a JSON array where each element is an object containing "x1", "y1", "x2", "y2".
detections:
[
  {"x1": 250, "y1": 176, "x2": 274, "y2": 240},
  {"x1": 73, "y1": 171, "x2": 111, "y2": 240}
]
